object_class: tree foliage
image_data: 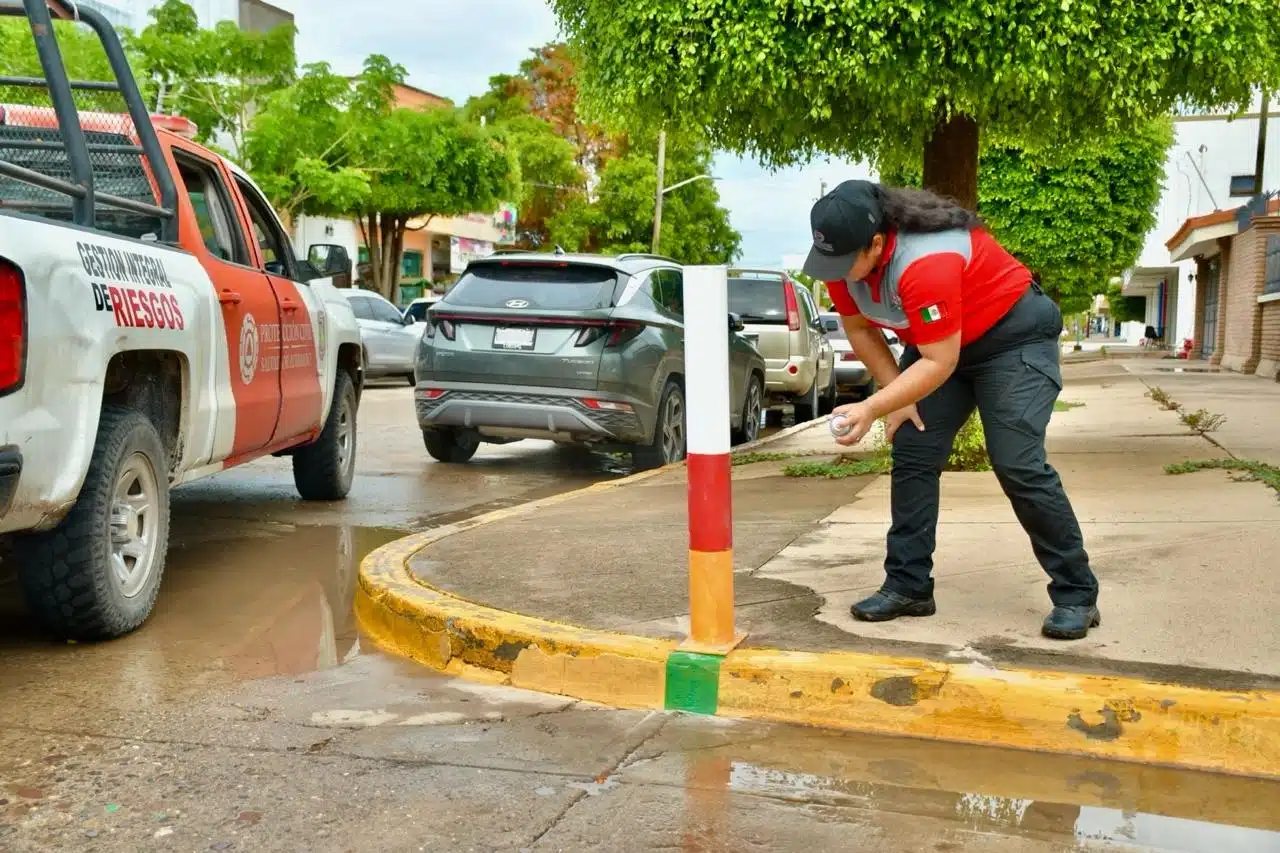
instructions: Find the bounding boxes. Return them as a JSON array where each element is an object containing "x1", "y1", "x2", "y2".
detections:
[
  {"x1": 880, "y1": 118, "x2": 1174, "y2": 314},
  {"x1": 246, "y1": 56, "x2": 517, "y2": 301},
  {"x1": 127, "y1": 0, "x2": 296, "y2": 155},
  {"x1": 466, "y1": 42, "x2": 740, "y2": 263},
  {"x1": 0, "y1": 17, "x2": 116, "y2": 109},
  {"x1": 549, "y1": 0, "x2": 1280, "y2": 207},
  {"x1": 549, "y1": 128, "x2": 740, "y2": 264}
]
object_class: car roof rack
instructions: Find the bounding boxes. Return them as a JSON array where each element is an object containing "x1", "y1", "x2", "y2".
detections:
[
  {"x1": 616, "y1": 252, "x2": 679, "y2": 264},
  {"x1": 729, "y1": 267, "x2": 788, "y2": 278}
]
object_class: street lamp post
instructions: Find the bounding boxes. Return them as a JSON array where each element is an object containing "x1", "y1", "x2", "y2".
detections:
[{"x1": 651, "y1": 130, "x2": 717, "y2": 254}]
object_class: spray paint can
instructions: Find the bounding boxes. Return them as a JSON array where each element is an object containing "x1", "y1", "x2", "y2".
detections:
[{"x1": 829, "y1": 414, "x2": 852, "y2": 438}]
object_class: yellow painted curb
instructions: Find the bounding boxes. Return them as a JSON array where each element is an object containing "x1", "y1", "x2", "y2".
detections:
[{"x1": 356, "y1": 437, "x2": 1280, "y2": 779}]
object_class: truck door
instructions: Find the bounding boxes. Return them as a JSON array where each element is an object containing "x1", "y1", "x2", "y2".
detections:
[
  {"x1": 171, "y1": 148, "x2": 282, "y2": 462},
  {"x1": 231, "y1": 176, "x2": 324, "y2": 445}
]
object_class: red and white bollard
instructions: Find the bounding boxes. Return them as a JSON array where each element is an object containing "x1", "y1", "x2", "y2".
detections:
[{"x1": 682, "y1": 266, "x2": 742, "y2": 652}]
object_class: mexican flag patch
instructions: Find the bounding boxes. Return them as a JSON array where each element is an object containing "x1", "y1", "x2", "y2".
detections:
[{"x1": 920, "y1": 304, "x2": 945, "y2": 324}]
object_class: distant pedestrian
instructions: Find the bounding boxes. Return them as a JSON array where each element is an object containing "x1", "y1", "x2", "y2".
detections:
[{"x1": 804, "y1": 180, "x2": 1099, "y2": 640}]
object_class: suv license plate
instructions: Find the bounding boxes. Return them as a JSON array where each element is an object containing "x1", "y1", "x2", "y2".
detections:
[{"x1": 493, "y1": 326, "x2": 536, "y2": 350}]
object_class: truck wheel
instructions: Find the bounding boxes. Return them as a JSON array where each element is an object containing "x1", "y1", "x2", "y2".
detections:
[
  {"x1": 293, "y1": 371, "x2": 357, "y2": 501},
  {"x1": 15, "y1": 407, "x2": 170, "y2": 640},
  {"x1": 423, "y1": 428, "x2": 480, "y2": 463},
  {"x1": 633, "y1": 381, "x2": 686, "y2": 470}
]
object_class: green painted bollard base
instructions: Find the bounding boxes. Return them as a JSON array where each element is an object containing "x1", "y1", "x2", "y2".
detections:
[{"x1": 664, "y1": 651, "x2": 722, "y2": 714}]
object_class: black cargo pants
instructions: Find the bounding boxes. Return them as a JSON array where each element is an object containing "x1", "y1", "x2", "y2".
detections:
[{"x1": 884, "y1": 284, "x2": 1098, "y2": 607}]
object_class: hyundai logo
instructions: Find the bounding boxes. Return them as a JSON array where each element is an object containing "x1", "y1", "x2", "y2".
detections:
[{"x1": 505, "y1": 299, "x2": 530, "y2": 308}]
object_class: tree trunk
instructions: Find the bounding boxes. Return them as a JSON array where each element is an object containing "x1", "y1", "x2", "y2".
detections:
[
  {"x1": 378, "y1": 215, "x2": 397, "y2": 302},
  {"x1": 364, "y1": 213, "x2": 381, "y2": 293},
  {"x1": 389, "y1": 219, "x2": 406, "y2": 306},
  {"x1": 921, "y1": 100, "x2": 980, "y2": 211}
]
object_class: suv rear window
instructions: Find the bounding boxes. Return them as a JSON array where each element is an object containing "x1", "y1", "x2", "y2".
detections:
[
  {"x1": 728, "y1": 276, "x2": 787, "y2": 323},
  {"x1": 446, "y1": 263, "x2": 619, "y2": 310}
]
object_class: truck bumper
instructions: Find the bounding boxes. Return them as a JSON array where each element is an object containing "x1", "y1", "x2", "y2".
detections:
[{"x1": 0, "y1": 446, "x2": 20, "y2": 515}]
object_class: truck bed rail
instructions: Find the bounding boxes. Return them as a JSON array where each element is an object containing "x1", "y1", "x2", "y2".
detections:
[{"x1": 0, "y1": 0, "x2": 177, "y2": 241}]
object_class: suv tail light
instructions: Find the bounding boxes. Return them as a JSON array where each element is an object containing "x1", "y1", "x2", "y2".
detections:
[
  {"x1": 426, "y1": 317, "x2": 456, "y2": 341},
  {"x1": 784, "y1": 281, "x2": 802, "y2": 331},
  {"x1": 575, "y1": 320, "x2": 643, "y2": 348},
  {"x1": 0, "y1": 259, "x2": 26, "y2": 395}
]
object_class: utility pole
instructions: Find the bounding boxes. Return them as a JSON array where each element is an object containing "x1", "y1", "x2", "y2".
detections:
[
  {"x1": 652, "y1": 129, "x2": 667, "y2": 254},
  {"x1": 819, "y1": 180, "x2": 827, "y2": 200},
  {"x1": 1255, "y1": 86, "x2": 1270, "y2": 197}
]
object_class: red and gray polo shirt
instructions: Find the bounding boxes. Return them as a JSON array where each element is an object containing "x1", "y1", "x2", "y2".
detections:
[{"x1": 826, "y1": 227, "x2": 1031, "y2": 348}]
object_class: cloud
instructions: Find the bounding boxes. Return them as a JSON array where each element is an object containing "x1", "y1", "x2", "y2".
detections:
[{"x1": 284, "y1": 0, "x2": 561, "y2": 103}]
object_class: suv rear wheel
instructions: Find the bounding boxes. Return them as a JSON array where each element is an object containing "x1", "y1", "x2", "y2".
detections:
[
  {"x1": 424, "y1": 427, "x2": 481, "y2": 464},
  {"x1": 634, "y1": 381, "x2": 685, "y2": 470},
  {"x1": 15, "y1": 407, "x2": 169, "y2": 640},
  {"x1": 793, "y1": 373, "x2": 821, "y2": 423}
]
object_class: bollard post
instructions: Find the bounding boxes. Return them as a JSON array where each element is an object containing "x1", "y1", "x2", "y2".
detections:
[{"x1": 681, "y1": 265, "x2": 744, "y2": 653}]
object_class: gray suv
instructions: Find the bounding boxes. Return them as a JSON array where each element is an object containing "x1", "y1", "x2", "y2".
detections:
[{"x1": 413, "y1": 252, "x2": 767, "y2": 469}]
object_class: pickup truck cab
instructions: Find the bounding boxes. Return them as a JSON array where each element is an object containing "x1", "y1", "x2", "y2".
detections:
[{"x1": 0, "y1": 0, "x2": 363, "y2": 640}]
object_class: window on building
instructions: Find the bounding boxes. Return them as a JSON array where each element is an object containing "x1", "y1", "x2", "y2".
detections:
[
  {"x1": 401, "y1": 250, "x2": 424, "y2": 280},
  {"x1": 1265, "y1": 235, "x2": 1280, "y2": 296},
  {"x1": 1229, "y1": 175, "x2": 1258, "y2": 197}
]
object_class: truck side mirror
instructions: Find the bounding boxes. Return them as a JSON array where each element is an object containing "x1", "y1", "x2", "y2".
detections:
[{"x1": 308, "y1": 244, "x2": 353, "y2": 288}]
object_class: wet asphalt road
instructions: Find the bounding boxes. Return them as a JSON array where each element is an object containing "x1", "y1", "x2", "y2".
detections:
[{"x1": 0, "y1": 384, "x2": 1276, "y2": 852}]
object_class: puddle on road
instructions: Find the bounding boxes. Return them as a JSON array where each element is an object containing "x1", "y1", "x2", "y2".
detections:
[{"x1": 661, "y1": 725, "x2": 1280, "y2": 852}]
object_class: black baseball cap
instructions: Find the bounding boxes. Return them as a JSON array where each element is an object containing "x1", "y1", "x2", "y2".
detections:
[{"x1": 802, "y1": 180, "x2": 885, "y2": 280}]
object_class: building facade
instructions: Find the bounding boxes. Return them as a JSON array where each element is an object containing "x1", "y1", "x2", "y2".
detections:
[{"x1": 1124, "y1": 92, "x2": 1279, "y2": 352}]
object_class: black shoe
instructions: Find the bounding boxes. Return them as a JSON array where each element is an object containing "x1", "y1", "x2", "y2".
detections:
[
  {"x1": 851, "y1": 589, "x2": 937, "y2": 622},
  {"x1": 1042, "y1": 605, "x2": 1101, "y2": 640}
]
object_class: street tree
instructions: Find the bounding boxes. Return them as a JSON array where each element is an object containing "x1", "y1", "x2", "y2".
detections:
[
  {"x1": 549, "y1": 130, "x2": 740, "y2": 264},
  {"x1": 494, "y1": 115, "x2": 587, "y2": 249},
  {"x1": 0, "y1": 17, "x2": 115, "y2": 108},
  {"x1": 881, "y1": 118, "x2": 1174, "y2": 313},
  {"x1": 549, "y1": 0, "x2": 1280, "y2": 208},
  {"x1": 127, "y1": 0, "x2": 296, "y2": 155},
  {"x1": 240, "y1": 61, "x2": 374, "y2": 223}
]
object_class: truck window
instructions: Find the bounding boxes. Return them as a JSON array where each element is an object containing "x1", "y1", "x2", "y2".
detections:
[
  {"x1": 173, "y1": 153, "x2": 246, "y2": 265},
  {"x1": 234, "y1": 176, "x2": 297, "y2": 280}
]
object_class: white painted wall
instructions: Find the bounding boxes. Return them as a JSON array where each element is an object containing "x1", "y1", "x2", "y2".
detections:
[{"x1": 1133, "y1": 92, "x2": 1278, "y2": 347}]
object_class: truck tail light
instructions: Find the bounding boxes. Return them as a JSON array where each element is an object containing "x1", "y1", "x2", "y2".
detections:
[
  {"x1": 784, "y1": 281, "x2": 802, "y2": 331},
  {"x1": 0, "y1": 259, "x2": 26, "y2": 395}
]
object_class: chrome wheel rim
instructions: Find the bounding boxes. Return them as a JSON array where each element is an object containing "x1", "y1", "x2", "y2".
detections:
[
  {"x1": 661, "y1": 392, "x2": 685, "y2": 462},
  {"x1": 108, "y1": 453, "x2": 161, "y2": 599},
  {"x1": 745, "y1": 383, "x2": 762, "y2": 442}
]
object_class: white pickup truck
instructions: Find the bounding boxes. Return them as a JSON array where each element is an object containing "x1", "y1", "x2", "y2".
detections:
[{"x1": 0, "y1": 0, "x2": 364, "y2": 640}]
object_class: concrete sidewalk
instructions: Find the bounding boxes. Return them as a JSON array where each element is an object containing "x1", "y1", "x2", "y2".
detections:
[
  {"x1": 408, "y1": 361, "x2": 1280, "y2": 688},
  {"x1": 358, "y1": 360, "x2": 1280, "y2": 776}
]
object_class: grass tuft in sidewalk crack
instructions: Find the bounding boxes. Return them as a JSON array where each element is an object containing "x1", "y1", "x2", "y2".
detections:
[
  {"x1": 1165, "y1": 459, "x2": 1280, "y2": 497},
  {"x1": 1178, "y1": 408, "x2": 1227, "y2": 435},
  {"x1": 1145, "y1": 386, "x2": 1182, "y2": 411},
  {"x1": 731, "y1": 451, "x2": 796, "y2": 466},
  {"x1": 783, "y1": 455, "x2": 893, "y2": 479},
  {"x1": 1054, "y1": 400, "x2": 1085, "y2": 412}
]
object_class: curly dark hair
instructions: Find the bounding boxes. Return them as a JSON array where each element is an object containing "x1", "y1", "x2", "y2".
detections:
[{"x1": 873, "y1": 185, "x2": 983, "y2": 234}]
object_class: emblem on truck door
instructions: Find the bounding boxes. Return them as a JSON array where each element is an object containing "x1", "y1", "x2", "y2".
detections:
[{"x1": 239, "y1": 313, "x2": 260, "y2": 385}]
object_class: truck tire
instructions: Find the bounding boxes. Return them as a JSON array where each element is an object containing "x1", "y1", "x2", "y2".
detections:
[
  {"x1": 633, "y1": 380, "x2": 686, "y2": 470},
  {"x1": 423, "y1": 428, "x2": 480, "y2": 463},
  {"x1": 15, "y1": 407, "x2": 170, "y2": 641},
  {"x1": 293, "y1": 371, "x2": 357, "y2": 501}
]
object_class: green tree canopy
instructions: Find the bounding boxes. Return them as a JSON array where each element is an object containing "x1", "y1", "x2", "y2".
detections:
[
  {"x1": 247, "y1": 56, "x2": 517, "y2": 301},
  {"x1": 494, "y1": 115, "x2": 587, "y2": 249},
  {"x1": 549, "y1": 0, "x2": 1280, "y2": 208},
  {"x1": 550, "y1": 129, "x2": 740, "y2": 264},
  {"x1": 0, "y1": 16, "x2": 116, "y2": 110},
  {"x1": 127, "y1": 0, "x2": 296, "y2": 154},
  {"x1": 882, "y1": 118, "x2": 1174, "y2": 313}
]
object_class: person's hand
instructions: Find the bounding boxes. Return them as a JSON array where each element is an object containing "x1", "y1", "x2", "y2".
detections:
[
  {"x1": 885, "y1": 404, "x2": 925, "y2": 443},
  {"x1": 830, "y1": 400, "x2": 876, "y2": 447}
]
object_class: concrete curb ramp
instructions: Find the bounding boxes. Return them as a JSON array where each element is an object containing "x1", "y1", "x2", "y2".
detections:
[{"x1": 356, "y1": 424, "x2": 1280, "y2": 779}]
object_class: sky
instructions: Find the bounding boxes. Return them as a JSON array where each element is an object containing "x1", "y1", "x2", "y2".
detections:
[{"x1": 270, "y1": 0, "x2": 871, "y2": 269}]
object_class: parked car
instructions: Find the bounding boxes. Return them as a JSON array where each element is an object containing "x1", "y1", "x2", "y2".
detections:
[
  {"x1": 403, "y1": 293, "x2": 443, "y2": 324},
  {"x1": 820, "y1": 313, "x2": 904, "y2": 399},
  {"x1": 341, "y1": 289, "x2": 421, "y2": 385},
  {"x1": 413, "y1": 252, "x2": 767, "y2": 469},
  {"x1": 727, "y1": 269, "x2": 836, "y2": 421}
]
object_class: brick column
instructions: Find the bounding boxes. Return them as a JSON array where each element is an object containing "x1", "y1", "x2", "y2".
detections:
[{"x1": 1210, "y1": 238, "x2": 1230, "y2": 366}]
